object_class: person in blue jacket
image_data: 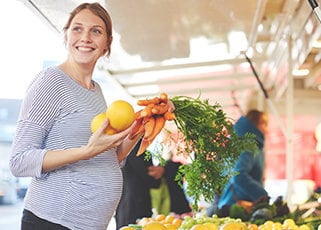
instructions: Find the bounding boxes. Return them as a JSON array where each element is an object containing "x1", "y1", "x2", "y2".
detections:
[{"x1": 207, "y1": 109, "x2": 269, "y2": 216}]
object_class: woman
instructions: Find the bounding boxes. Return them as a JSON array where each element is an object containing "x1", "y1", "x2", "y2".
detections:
[
  {"x1": 9, "y1": 3, "x2": 143, "y2": 229},
  {"x1": 209, "y1": 109, "x2": 269, "y2": 216}
]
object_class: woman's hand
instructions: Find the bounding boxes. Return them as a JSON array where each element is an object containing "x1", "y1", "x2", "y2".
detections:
[
  {"x1": 84, "y1": 118, "x2": 132, "y2": 159},
  {"x1": 148, "y1": 166, "x2": 165, "y2": 180},
  {"x1": 167, "y1": 99, "x2": 175, "y2": 112}
]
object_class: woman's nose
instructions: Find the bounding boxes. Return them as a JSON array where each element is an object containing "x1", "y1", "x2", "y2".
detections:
[{"x1": 80, "y1": 31, "x2": 92, "y2": 42}]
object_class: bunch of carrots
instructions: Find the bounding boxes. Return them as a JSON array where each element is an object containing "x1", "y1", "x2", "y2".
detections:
[{"x1": 129, "y1": 92, "x2": 176, "y2": 156}]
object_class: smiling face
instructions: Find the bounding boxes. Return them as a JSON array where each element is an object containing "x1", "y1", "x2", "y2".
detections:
[{"x1": 64, "y1": 9, "x2": 109, "y2": 67}]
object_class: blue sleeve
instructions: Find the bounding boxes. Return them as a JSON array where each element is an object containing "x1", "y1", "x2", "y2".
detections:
[{"x1": 232, "y1": 151, "x2": 267, "y2": 201}]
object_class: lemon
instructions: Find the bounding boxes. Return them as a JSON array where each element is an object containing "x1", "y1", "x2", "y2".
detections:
[
  {"x1": 142, "y1": 222, "x2": 166, "y2": 230},
  {"x1": 164, "y1": 223, "x2": 178, "y2": 230},
  {"x1": 172, "y1": 218, "x2": 182, "y2": 227},
  {"x1": 155, "y1": 214, "x2": 166, "y2": 222},
  {"x1": 190, "y1": 224, "x2": 209, "y2": 230},
  {"x1": 247, "y1": 223, "x2": 258, "y2": 230},
  {"x1": 119, "y1": 227, "x2": 136, "y2": 230},
  {"x1": 106, "y1": 100, "x2": 135, "y2": 131},
  {"x1": 164, "y1": 215, "x2": 175, "y2": 224},
  {"x1": 203, "y1": 222, "x2": 218, "y2": 230},
  {"x1": 219, "y1": 222, "x2": 246, "y2": 230},
  {"x1": 299, "y1": 224, "x2": 310, "y2": 230},
  {"x1": 283, "y1": 218, "x2": 297, "y2": 229}
]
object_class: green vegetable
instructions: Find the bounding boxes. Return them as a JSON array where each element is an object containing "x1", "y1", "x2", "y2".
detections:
[
  {"x1": 167, "y1": 95, "x2": 258, "y2": 211},
  {"x1": 250, "y1": 208, "x2": 273, "y2": 225},
  {"x1": 229, "y1": 204, "x2": 250, "y2": 221}
]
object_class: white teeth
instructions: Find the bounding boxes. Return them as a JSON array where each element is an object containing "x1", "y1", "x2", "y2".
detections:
[{"x1": 77, "y1": 47, "x2": 93, "y2": 52}]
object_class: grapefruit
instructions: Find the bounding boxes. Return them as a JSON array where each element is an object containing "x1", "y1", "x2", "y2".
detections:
[
  {"x1": 90, "y1": 113, "x2": 117, "y2": 135},
  {"x1": 91, "y1": 113, "x2": 106, "y2": 133},
  {"x1": 106, "y1": 100, "x2": 135, "y2": 131}
]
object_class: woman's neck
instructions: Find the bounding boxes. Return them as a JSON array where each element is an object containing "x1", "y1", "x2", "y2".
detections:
[{"x1": 59, "y1": 61, "x2": 94, "y2": 90}]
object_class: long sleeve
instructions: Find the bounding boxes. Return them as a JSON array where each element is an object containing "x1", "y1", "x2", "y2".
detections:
[{"x1": 232, "y1": 150, "x2": 267, "y2": 201}]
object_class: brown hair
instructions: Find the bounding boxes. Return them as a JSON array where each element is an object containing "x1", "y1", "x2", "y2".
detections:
[
  {"x1": 245, "y1": 109, "x2": 266, "y2": 127},
  {"x1": 63, "y1": 2, "x2": 113, "y2": 57}
]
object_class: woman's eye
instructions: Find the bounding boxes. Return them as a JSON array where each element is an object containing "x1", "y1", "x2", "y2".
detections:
[
  {"x1": 92, "y1": 28, "x2": 102, "y2": 35},
  {"x1": 72, "y1": 26, "x2": 82, "y2": 32}
]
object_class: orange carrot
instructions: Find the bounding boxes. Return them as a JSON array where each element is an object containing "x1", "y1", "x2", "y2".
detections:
[
  {"x1": 128, "y1": 118, "x2": 144, "y2": 140},
  {"x1": 137, "y1": 99, "x2": 149, "y2": 106},
  {"x1": 136, "y1": 138, "x2": 151, "y2": 156},
  {"x1": 148, "y1": 97, "x2": 161, "y2": 105},
  {"x1": 134, "y1": 109, "x2": 143, "y2": 119},
  {"x1": 159, "y1": 92, "x2": 168, "y2": 103},
  {"x1": 140, "y1": 104, "x2": 154, "y2": 118},
  {"x1": 164, "y1": 111, "x2": 176, "y2": 121},
  {"x1": 143, "y1": 116, "x2": 156, "y2": 139},
  {"x1": 151, "y1": 103, "x2": 169, "y2": 115},
  {"x1": 137, "y1": 97, "x2": 161, "y2": 106},
  {"x1": 147, "y1": 116, "x2": 166, "y2": 142}
]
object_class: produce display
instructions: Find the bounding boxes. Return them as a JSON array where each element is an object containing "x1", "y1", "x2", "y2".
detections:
[{"x1": 119, "y1": 211, "x2": 321, "y2": 230}]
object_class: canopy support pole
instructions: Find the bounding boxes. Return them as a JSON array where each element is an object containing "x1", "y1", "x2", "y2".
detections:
[{"x1": 285, "y1": 35, "x2": 294, "y2": 207}]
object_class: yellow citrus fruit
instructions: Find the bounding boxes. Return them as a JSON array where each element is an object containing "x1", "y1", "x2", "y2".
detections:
[
  {"x1": 271, "y1": 222, "x2": 282, "y2": 230},
  {"x1": 106, "y1": 100, "x2": 135, "y2": 131},
  {"x1": 91, "y1": 113, "x2": 106, "y2": 133},
  {"x1": 257, "y1": 225, "x2": 269, "y2": 230},
  {"x1": 219, "y1": 222, "x2": 246, "y2": 230},
  {"x1": 164, "y1": 215, "x2": 175, "y2": 224},
  {"x1": 137, "y1": 217, "x2": 151, "y2": 226},
  {"x1": 299, "y1": 224, "x2": 310, "y2": 230},
  {"x1": 172, "y1": 218, "x2": 182, "y2": 227},
  {"x1": 105, "y1": 125, "x2": 117, "y2": 134},
  {"x1": 155, "y1": 214, "x2": 166, "y2": 221},
  {"x1": 119, "y1": 227, "x2": 135, "y2": 230},
  {"x1": 142, "y1": 222, "x2": 167, "y2": 230},
  {"x1": 164, "y1": 223, "x2": 178, "y2": 230},
  {"x1": 283, "y1": 219, "x2": 297, "y2": 229},
  {"x1": 248, "y1": 223, "x2": 258, "y2": 230},
  {"x1": 203, "y1": 222, "x2": 219, "y2": 230},
  {"x1": 190, "y1": 224, "x2": 209, "y2": 230},
  {"x1": 91, "y1": 113, "x2": 117, "y2": 134}
]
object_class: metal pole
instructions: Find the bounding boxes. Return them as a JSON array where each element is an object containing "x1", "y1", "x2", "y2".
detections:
[
  {"x1": 286, "y1": 34, "x2": 294, "y2": 207},
  {"x1": 308, "y1": 0, "x2": 321, "y2": 23},
  {"x1": 243, "y1": 53, "x2": 287, "y2": 138}
]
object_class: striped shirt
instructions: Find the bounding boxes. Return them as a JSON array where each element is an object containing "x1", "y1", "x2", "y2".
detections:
[{"x1": 10, "y1": 66, "x2": 123, "y2": 230}]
